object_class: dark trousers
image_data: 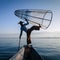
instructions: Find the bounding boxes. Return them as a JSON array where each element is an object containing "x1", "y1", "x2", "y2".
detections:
[{"x1": 27, "y1": 26, "x2": 40, "y2": 45}]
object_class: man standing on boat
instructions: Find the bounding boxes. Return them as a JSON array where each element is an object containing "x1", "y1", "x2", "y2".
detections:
[{"x1": 18, "y1": 18, "x2": 41, "y2": 46}]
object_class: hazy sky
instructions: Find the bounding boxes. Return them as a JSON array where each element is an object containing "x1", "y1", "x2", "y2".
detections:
[{"x1": 0, "y1": 0, "x2": 60, "y2": 34}]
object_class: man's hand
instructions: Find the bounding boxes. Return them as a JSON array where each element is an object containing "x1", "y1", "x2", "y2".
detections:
[
  {"x1": 39, "y1": 24, "x2": 41, "y2": 28},
  {"x1": 24, "y1": 18, "x2": 28, "y2": 21}
]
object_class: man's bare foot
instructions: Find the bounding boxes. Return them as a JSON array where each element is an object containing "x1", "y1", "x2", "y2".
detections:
[{"x1": 27, "y1": 44, "x2": 32, "y2": 48}]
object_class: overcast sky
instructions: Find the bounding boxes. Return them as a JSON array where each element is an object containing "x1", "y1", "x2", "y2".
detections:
[{"x1": 0, "y1": 0, "x2": 60, "y2": 34}]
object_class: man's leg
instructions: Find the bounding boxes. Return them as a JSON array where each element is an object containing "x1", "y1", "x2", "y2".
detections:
[
  {"x1": 27, "y1": 25, "x2": 41, "y2": 45},
  {"x1": 27, "y1": 29, "x2": 31, "y2": 45}
]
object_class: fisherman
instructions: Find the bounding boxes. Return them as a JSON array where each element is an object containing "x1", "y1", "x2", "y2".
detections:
[{"x1": 18, "y1": 18, "x2": 41, "y2": 46}]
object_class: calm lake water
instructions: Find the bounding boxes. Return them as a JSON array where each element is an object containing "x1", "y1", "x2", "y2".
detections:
[{"x1": 0, "y1": 33, "x2": 60, "y2": 60}]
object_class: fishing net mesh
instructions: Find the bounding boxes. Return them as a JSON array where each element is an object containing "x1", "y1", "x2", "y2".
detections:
[{"x1": 14, "y1": 9, "x2": 53, "y2": 29}]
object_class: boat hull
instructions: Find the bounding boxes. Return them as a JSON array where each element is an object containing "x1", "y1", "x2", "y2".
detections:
[{"x1": 9, "y1": 45, "x2": 44, "y2": 60}]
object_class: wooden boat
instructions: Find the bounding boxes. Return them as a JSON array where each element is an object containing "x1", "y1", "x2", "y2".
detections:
[{"x1": 9, "y1": 45, "x2": 44, "y2": 60}]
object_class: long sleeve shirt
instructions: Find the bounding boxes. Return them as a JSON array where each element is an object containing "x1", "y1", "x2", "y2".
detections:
[{"x1": 20, "y1": 20, "x2": 29, "y2": 33}]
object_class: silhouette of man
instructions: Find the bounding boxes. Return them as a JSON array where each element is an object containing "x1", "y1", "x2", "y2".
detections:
[{"x1": 18, "y1": 18, "x2": 41, "y2": 45}]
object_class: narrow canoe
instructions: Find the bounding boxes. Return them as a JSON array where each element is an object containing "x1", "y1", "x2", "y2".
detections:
[{"x1": 9, "y1": 45, "x2": 44, "y2": 60}]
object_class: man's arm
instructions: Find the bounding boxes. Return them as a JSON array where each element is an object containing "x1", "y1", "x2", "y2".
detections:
[
  {"x1": 19, "y1": 30, "x2": 23, "y2": 39},
  {"x1": 24, "y1": 18, "x2": 29, "y2": 25}
]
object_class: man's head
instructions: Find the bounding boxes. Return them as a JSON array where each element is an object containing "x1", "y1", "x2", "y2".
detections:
[{"x1": 18, "y1": 21, "x2": 23, "y2": 26}]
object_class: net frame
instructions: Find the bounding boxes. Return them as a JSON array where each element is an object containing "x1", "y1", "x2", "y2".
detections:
[{"x1": 14, "y1": 9, "x2": 53, "y2": 29}]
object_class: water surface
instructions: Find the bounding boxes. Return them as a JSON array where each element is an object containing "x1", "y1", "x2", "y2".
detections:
[{"x1": 0, "y1": 33, "x2": 60, "y2": 60}]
